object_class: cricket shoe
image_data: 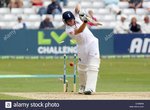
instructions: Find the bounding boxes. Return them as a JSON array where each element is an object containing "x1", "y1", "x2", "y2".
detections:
[
  {"x1": 84, "y1": 89, "x2": 93, "y2": 95},
  {"x1": 78, "y1": 85, "x2": 85, "y2": 94}
]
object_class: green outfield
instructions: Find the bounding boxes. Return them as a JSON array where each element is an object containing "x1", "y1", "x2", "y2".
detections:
[{"x1": 0, "y1": 58, "x2": 150, "y2": 99}]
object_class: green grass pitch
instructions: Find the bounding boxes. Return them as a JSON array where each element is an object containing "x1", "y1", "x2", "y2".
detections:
[{"x1": 0, "y1": 58, "x2": 150, "y2": 95}]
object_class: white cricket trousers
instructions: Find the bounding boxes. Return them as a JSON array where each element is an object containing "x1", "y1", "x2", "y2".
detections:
[{"x1": 77, "y1": 38, "x2": 100, "y2": 92}]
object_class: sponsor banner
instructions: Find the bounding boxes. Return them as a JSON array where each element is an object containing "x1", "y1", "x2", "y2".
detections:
[
  {"x1": 0, "y1": 29, "x2": 113, "y2": 56},
  {"x1": 114, "y1": 34, "x2": 150, "y2": 54},
  {"x1": 1, "y1": 30, "x2": 150, "y2": 56},
  {"x1": 0, "y1": 29, "x2": 77, "y2": 56}
]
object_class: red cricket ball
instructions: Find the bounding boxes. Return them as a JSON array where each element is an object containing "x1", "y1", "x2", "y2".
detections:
[{"x1": 69, "y1": 62, "x2": 74, "y2": 67}]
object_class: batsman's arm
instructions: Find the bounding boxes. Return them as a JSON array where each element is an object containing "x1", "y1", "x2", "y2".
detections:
[
  {"x1": 86, "y1": 16, "x2": 102, "y2": 26},
  {"x1": 91, "y1": 21, "x2": 102, "y2": 26},
  {"x1": 74, "y1": 21, "x2": 87, "y2": 35}
]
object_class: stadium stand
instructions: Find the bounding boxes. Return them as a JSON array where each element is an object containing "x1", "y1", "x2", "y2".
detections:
[
  {"x1": 118, "y1": 2, "x2": 129, "y2": 8},
  {"x1": 23, "y1": 8, "x2": 36, "y2": 14},
  {"x1": 0, "y1": 8, "x2": 10, "y2": 14},
  {"x1": 11, "y1": 8, "x2": 24, "y2": 14},
  {"x1": 0, "y1": 0, "x2": 149, "y2": 31}
]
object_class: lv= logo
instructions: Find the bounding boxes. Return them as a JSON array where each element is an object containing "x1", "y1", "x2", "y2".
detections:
[{"x1": 38, "y1": 31, "x2": 77, "y2": 45}]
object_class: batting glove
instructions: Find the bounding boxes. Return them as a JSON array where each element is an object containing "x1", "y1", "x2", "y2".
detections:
[{"x1": 79, "y1": 11, "x2": 88, "y2": 23}]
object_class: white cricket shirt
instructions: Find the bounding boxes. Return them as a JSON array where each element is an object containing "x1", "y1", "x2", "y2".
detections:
[{"x1": 65, "y1": 17, "x2": 97, "y2": 46}]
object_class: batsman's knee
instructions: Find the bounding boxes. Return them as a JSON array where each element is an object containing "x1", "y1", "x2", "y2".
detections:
[
  {"x1": 77, "y1": 63, "x2": 88, "y2": 72},
  {"x1": 87, "y1": 57, "x2": 100, "y2": 72}
]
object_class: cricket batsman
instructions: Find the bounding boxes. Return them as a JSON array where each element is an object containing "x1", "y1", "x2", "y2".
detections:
[{"x1": 62, "y1": 11, "x2": 100, "y2": 95}]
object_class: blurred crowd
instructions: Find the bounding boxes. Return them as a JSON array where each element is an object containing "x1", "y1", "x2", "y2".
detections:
[
  {"x1": 0, "y1": 0, "x2": 149, "y2": 33},
  {"x1": 114, "y1": 15, "x2": 150, "y2": 33}
]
